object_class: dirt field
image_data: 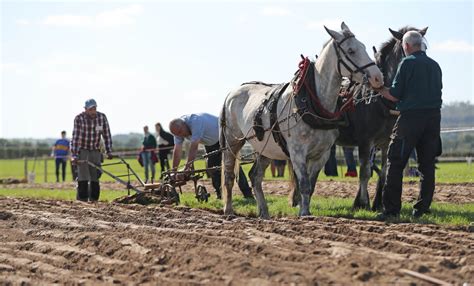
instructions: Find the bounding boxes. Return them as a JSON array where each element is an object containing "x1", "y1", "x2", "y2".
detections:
[{"x1": 0, "y1": 181, "x2": 473, "y2": 284}]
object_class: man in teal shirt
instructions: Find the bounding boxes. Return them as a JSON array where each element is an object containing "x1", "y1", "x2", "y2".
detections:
[{"x1": 376, "y1": 31, "x2": 442, "y2": 220}]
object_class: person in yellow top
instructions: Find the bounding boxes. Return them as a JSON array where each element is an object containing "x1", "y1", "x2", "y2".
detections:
[{"x1": 52, "y1": 130, "x2": 70, "y2": 182}]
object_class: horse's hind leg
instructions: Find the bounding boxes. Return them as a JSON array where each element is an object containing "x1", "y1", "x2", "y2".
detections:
[
  {"x1": 287, "y1": 161, "x2": 301, "y2": 207},
  {"x1": 222, "y1": 142, "x2": 243, "y2": 216},
  {"x1": 372, "y1": 145, "x2": 388, "y2": 211},
  {"x1": 353, "y1": 144, "x2": 371, "y2": 210},
  {"x1": 249, "y1": 156, "x2": 271, "y2": 219}
]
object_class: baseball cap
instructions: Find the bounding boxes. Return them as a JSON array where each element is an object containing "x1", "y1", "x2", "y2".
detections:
[{"x1": 84, "y1": 99, "x2": 97, "y2": 109}]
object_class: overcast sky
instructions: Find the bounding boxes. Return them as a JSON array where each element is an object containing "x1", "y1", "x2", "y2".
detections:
[{"x1": 1, "y1": 0, "x2": 473, "y2": 139}]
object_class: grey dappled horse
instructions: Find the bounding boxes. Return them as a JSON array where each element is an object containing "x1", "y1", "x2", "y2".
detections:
[
  {"x1": 290, "y1": 26, "x2": 428, "y2": 211},
  {"x1": 220, "y1": 22, "x2": 383, "y2": 219}
]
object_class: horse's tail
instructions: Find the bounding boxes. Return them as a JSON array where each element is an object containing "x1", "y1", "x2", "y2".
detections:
[
  {"x1": 287, "y1": 160, "x2": 300, "y2": 207},
  {"x1": 220, "y1": 101, "x2": 227, "y2": 198}
]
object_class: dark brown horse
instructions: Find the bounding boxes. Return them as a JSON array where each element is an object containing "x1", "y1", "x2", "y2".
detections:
[{"x1": 289, "y1": 26, "x2": 428, "y2": 211}]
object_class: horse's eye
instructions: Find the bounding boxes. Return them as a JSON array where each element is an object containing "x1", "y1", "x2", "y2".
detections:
[{"x1": 348, "y1": 48, "x2": 355, "y2": 55}]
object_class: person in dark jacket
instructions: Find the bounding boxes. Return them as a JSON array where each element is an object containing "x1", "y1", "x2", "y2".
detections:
[
  {"x1": 155, "y1": 122, "x2": 174, "y2": 178},
  {"x1": 141, "y1": 125, "x2": 157, "y2": 183},
  {"x1": 376, "y1": 31, "x2": 442, "y2": 220}
]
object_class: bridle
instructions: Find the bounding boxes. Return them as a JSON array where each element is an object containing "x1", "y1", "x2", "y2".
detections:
[{"x1": 333, "y1": 35, "x2": 377, "y2": 81}]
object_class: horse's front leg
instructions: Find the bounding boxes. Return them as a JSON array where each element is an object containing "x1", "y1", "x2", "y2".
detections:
[
  {"x1": 353, "y1": 144, "x2": 371, "y2": 210},
  {"x1": 290, "y1": 154, "x2": 311, "y2": 216},
  {"x1": 372, "y1": 144, "x2": 388, "y2": 211}
]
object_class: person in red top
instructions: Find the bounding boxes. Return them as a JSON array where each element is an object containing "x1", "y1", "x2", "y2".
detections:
[{"x1": 71, "y1": 99, "x2": 113, "y2": 201}]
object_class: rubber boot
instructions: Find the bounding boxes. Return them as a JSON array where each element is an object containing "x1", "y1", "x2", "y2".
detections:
[
  {"x1": 77, "y1": 181, "x2": 89, "y2": 201},
  {"x1": 90, "y1": 181, "x2": 100, "y2": 201}
]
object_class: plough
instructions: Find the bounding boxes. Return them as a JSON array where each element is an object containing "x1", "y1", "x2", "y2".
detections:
[{"x1": 77, "y1": 155, "x2": 218, "y2": 204}]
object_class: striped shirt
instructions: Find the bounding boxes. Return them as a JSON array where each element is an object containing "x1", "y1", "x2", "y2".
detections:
[{"x1": 71, "y1": 111, "x2": 112, "y2": 156}]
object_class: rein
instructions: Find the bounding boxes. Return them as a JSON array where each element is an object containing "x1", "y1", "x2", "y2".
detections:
[{"x1": 334, "y1": 35, "x2": 377, "y2": 80}]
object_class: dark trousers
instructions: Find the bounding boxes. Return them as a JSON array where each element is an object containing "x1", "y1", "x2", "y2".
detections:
[
  {"x1": 382, "y1": 109, "x2": 441, "y2": 215},
  {"x1": 343, "y1": 147, "x2": 357, "y2": 172},
  {"x1": 77, "y1": 149, "x2": 102, "y2": 201},
  {"x1": 324, "y1": 145, "x2": 338, "y2": 176},
  {"x1": 205, "y1": 142, "x2": 253, "y2": 197},
  {"x1": 55, "y1": 158, "x2": 67, "y2": 182},
  {"x1": 159, "y1": 150, "x2": 171, "y2": 174}
]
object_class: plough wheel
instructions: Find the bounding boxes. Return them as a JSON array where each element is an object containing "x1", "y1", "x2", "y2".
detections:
[{"x1": 195, "y1": 184, "x2": 210, "y2": 203}]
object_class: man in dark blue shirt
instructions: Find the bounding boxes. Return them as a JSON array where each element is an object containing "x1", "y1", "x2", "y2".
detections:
[
  {"x1": 376, "y1": 31, "x2": 442, "y2": 220},
  {"x1": 52, "y1": 130, "x2": 70, "y2": 182}
]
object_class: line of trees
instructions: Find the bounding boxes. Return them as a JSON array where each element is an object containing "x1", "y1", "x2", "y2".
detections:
[{"x1": 1, "y1": 102, "x2": 473, "y2": 159}]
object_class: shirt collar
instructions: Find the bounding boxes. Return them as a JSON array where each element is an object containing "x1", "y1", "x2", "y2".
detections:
[{"x1": 411, "y1": 50, "x2": 426, "y2": 56}]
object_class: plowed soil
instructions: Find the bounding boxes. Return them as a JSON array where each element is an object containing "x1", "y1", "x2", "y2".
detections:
[{"x1": 1, "y1": 180, "x2": 473, "y2": 284}]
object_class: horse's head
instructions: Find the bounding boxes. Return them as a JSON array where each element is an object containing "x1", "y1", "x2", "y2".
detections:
[
  {"x1": 324, "y1": 22, "x2": 384, "y2": 89},
  {"x1": 377, "y1": 26, "x2": 428, "y2": 86}
]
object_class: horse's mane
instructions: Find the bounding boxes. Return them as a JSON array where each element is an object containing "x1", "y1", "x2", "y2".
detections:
[{"x1": 378, "y1": 26, "x2": 420, "y2": 65}]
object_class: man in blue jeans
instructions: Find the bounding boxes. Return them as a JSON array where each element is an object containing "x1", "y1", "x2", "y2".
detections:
[{"x1": 169, "y1": 113, "x2": 254, "y2": 199}]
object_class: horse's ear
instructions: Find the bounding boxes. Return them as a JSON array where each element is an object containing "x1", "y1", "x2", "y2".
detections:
[
  {"x1": 325, "y1": 26, "x2": 344, "y2": 42},
  {"x1": 341, "y1": 22, "x2": 351, "y2": 32},
  {"x1": 419, "y1": 27, "x2": 428, "y2": 36},
  {"x1": 372, "y1": 46, "x2": 377, "y2": 55},
  {"x1": 389, "y1": 28, "x2": 403, "y2": 41}
]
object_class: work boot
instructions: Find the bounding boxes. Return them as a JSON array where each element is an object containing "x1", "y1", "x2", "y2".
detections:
[
  {"x1": 345, "y1": 170, "x2": 358, "y2": 177},
  {"x1": 375, "y1": 212, "x2": 399, "y2": 221},
  {"x1": 77, "y1": 181, "x2": 89, "y2": 201},
  {"x1": 412, "y1": 209, "x2": 431, "y2": 218},
  {"x1": 90, "y1": 181, "x2": 100, "y2": 201}
]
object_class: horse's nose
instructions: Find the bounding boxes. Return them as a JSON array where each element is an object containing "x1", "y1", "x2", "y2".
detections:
[{"x1": 371, "y1": 73, "x2": 384, "y2": 88}]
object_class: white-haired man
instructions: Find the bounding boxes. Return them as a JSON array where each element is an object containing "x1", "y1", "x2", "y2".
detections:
[{"x1": 376, "y1": 31, "x2": 442, "y2": 220}]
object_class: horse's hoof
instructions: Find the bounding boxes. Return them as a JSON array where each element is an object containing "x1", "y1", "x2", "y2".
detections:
[
  {"x1": 259, "y1": 213, "x2": 271, "y2": 220},
  {"x1": 224, "y1": 209, "x2": 234, "y2": 217},
  {"x1": 371, "y1": 204, "x2": 383, "y2": 212},
  {"x1": 299, "y1": 209, "x2": 311, "y2": 217},
  {"x1": 224, "y1": 214, "x2": 236, "y2": 220},
  {"x1": 352, "y1": 201, "x2": 371, "y2": 211},
  {"x1": 290, "y1": 199, "x2": 300, "y2": 207}
]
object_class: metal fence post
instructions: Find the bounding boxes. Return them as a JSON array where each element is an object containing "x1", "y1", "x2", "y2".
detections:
[
  {"x1": 44, "y1": 157, "x2": 48, "y2": 182},
  {"x1": 24, "y1": 157, "x2": 28, "y2": 179}
]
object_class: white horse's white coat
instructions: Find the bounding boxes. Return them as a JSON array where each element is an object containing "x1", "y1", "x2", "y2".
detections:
[{"x1": 220, "y1": 23, "x2": 383, "y2": 218}]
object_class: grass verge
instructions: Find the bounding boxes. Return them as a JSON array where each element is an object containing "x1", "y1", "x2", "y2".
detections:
[{"x1": 1, "y1": 188, "x2": 472, "y2": 227}]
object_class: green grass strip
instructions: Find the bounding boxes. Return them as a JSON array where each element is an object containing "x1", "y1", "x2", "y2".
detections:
[{"x1": 1, "y1": 188, "x2": 471, "y2": 227}]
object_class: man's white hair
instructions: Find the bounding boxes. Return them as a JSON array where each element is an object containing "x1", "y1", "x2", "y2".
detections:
[{"x1": 402, "y1": 31, "x2": 424, "y2": 49}]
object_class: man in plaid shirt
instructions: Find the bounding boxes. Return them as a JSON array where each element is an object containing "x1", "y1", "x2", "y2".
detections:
[{"x1": 71, "y1": 99, "x2": 113, "y2": 201}]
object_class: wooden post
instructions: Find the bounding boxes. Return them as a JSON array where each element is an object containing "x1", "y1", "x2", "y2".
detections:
[
  {"x1": 24, "y1": 157, "x2": 28, "y2": 179},
  {"x1": 44, "y1": 157, "x2": 48, "y2": 182}
]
